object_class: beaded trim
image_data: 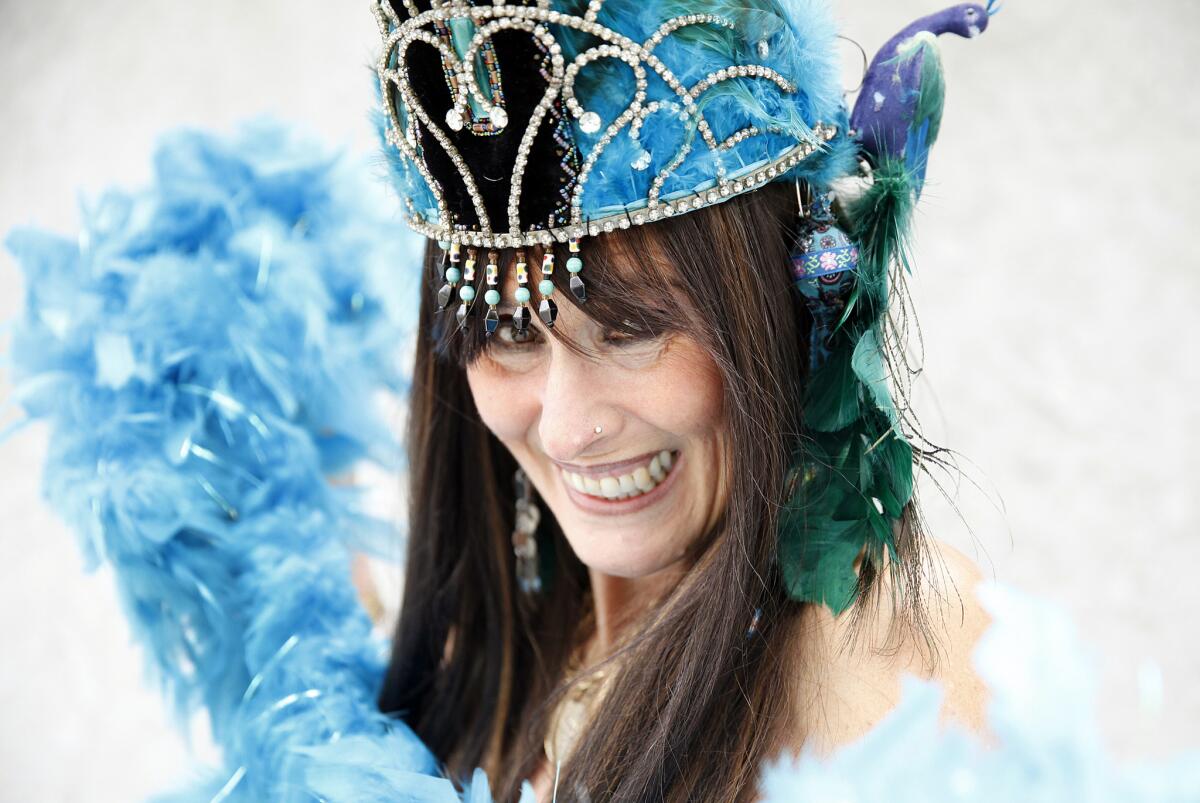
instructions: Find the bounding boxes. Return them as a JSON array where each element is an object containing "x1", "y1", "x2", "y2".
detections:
[{"x1": 373, "y1": 1, "x2": 839, "y2": 250}]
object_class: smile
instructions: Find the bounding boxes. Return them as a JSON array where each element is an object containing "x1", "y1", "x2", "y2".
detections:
[
  {"x1": 560, "y1": 450, "x2": 676, "y2": 499},
  {"x1": 556, "y1": 450, "x2": 682, "y2": 515}
]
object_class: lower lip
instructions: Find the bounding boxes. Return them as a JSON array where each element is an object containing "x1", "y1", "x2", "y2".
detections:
[{"x1": 559, "y1": 452, "x2": 683, "y2": 516}]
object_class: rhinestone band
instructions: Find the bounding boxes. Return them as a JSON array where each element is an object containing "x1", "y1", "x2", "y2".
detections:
[{"x1": 400, "y1": 129, "x2": 836, "y2": 248}]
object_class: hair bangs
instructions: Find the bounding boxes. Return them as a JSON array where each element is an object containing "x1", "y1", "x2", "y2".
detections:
[{"x1": 420, "y1": 224, "x2": 697, "y2": 367}]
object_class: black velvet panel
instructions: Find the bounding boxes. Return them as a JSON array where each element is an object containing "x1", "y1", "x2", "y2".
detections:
[{"x1": 386, "y1": 1, "x2": 583, "y2": 232}]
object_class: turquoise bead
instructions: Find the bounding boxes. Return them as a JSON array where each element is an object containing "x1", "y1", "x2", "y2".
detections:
[
  {"x1": 515, "y1": 287, "x2": 531, "y2": 303},
  {"x1": 438, "y1": 239, "x2": 451, "y2": 250},
  {"x1": 459, "y1": 285, "x2": 476, "y2": 302},
  {"x1": 538, "y1": 279, "x2": 555, "y2": 296},
  {"x1": 484, "y1": 289, "x2": 501, "y2": 306},
  {"x1": 445, "y1": 267, "x2": 462, "y2": 283},
  {"x1": 566, "y1": 256, "x2": 583, "y2": 273}
]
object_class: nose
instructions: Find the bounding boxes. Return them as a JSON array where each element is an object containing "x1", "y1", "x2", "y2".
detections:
[{"x1": 536, "y1": 343, "x2": 619, "y2": 462}]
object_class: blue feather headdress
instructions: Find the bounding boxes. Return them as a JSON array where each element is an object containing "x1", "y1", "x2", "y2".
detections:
[
  {"x1": 375, "y1": 0, "x2": 855, "y2": 246},
  {"x1": 373, "y1": 0, "x2": 857, "y2": 330}
]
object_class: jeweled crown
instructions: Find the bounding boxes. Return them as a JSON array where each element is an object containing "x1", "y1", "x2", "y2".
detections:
[{"x1": 373, "y1": 0, "x2": 855, "y2": 330}]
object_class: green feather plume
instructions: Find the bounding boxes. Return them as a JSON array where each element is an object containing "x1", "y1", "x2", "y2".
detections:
[
  {"x1": 779, "y1": 157, "x2": 918, "y2": 614},
  {"x1": 905, "y1": 33, "x2": 946, "y2": 154}
]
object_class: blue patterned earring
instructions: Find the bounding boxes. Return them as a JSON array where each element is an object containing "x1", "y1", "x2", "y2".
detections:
[{"x1": 790, "y1": 187, "x2": 859, "y2": 372}]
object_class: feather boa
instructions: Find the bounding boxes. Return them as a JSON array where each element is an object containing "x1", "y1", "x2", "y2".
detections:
[{"x1": 6, "y1": 121, "x2": 1199, "y2": 801}]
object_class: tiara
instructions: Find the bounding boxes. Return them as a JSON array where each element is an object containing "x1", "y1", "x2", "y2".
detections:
[{"x1": 373, "y1": 0, "x2": 851, "y2": 330}]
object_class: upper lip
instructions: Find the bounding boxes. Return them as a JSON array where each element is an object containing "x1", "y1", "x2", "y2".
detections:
[{"x1": 553, "y1": 450, "x2": 671, "y2": 477}]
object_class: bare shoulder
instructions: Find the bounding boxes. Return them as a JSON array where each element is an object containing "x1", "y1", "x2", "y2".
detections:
[{"x1": 780, "y1": 539, "x2": 993, "y2": 759}]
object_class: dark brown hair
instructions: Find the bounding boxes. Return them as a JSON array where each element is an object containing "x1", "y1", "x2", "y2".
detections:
[{"x1": 378, "y1": 181, "x2": 937, "y2": 801}]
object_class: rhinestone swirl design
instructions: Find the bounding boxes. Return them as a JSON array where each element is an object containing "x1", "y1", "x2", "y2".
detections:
[{"x1": 374, "y1": 0, "x2": 838, "y2": 249}]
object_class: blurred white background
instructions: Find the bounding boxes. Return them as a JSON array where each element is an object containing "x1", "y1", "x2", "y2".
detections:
[{"x1": 1, "y1": 1, "x2": 1197, "y2": 800}]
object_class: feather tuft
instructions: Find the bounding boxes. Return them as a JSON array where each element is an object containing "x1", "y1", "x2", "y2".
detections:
[
  {"x1": 7, "y1": 120, "x2": 438, "y2": 801},
  {"x1": 777, "y1": 156, "x2": 918, "y2": 614}
]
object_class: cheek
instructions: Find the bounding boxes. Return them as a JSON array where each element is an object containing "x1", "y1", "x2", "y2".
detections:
[
  {"x1": 632, "y1": 340, "x2": 725, "y2": 440},
  {"x1": 466, "y1": 361, "x2": 538, "y2": 442}
]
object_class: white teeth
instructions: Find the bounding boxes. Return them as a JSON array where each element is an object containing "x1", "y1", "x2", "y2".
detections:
[
  {"x1": 599, "y1": 476, "x2": 621, "y2": 499},
  {"x1": 563, "y1": 451, "x2": 678, "y2": 501},
  {"x1": 648, "y1": 455, "x2": 665, "y2": 482},
  {"x1": 632, "y1": 467, "x2": 654, "y2": 492}
]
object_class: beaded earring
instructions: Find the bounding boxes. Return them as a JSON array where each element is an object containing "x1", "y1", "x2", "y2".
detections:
[{"x1": 512, "y1": 468, "x2": 542, "y2": 595}]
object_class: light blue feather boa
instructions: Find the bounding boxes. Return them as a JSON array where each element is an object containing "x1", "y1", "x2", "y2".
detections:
[{"x1": 5, "y1": 122, "x2": 1198, "y2": 802}]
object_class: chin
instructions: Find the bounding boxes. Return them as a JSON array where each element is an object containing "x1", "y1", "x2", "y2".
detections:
[{"x1": 558, "y1": 520, "x2": 692, "y2": 579}]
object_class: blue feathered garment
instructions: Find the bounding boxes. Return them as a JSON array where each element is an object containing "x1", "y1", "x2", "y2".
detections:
[{"x1": 5, "y1": 122, "x2": 1198, "y2": 802}]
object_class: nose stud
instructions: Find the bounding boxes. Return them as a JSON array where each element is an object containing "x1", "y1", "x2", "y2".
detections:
[{"x1": 594, "y1": 425, "x2": 603, "y2": 435}]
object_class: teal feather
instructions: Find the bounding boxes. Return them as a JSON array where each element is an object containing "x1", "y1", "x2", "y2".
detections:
[
  {"x1": 895, "y1": 32, "x2": 946, "y2": 196},
  {"x1": 850, "y1": 329, "x2": 898, "y2": 428},
  {"x1": 779, "y1": 157, "x2": 920, "y2": 614},
  {"x1": 803, "y1": 348, "x2": 859, "y2": 433},
  {"x1": 847, "y1": 156, "x2": 918, "y2": 289}
]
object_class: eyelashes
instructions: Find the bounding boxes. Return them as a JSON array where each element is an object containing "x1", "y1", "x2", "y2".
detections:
[
  {"x1": 486, "y1": 314, "x2": 648, "y2": 347},
  {"x1": 492, "y1": 313, "x2": 542, "y2": 346}
]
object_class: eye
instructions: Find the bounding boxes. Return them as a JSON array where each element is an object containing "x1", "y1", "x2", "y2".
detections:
[
  {"x1": 966, "y1": 7, "x2": 978, "y2": 17},
  {"x1": 492, "y1": 315, "x2": 543, "y2": 347},
  {"x1": 602, "y1": 323, "x2": 660, "y2": 346},
  {"x1": 600, "y1": 322, "x2": 675, "y2": 361},
  {"x1": 603, "y1": 329, "x2": 641, "y2": 345}
]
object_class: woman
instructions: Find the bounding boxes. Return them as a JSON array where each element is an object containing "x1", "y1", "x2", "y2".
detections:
[
  {"x1": 380, "y1": 189, "x2": 990, "y2": 802},
  {"x1": 3, "y1": 0, "x2": 997, "y2": 800},
  {"x1": 371, "y1": 1, "x2": 995, "y2": 797},
  {"x1": 11, "y1": 3, "x2": 1200, "y2": 801}
]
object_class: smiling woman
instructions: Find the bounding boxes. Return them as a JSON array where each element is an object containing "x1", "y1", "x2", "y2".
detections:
[
  {"x1": 2, "y1": 0, "x2": 1014, "y2": 799},
  {"x1": 379, "y1": 174, "x2": 986, "y2": 801},
  {"x1": 9, "y1": 0, "x2": 1200, "y2": 799}
]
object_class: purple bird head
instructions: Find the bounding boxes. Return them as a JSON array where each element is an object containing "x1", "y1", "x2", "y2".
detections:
[{"x1": 937, "y1": 4, "x2": 993, "y2": 39}]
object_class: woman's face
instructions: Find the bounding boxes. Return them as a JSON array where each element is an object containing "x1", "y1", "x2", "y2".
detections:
[{"x1": 465, "y1": 271, "x2": 728, "y2": 580}]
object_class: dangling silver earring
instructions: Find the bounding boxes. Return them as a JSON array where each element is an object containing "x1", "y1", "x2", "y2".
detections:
[{"x1": 512, "y1": 468, "x2": 542, "y2": 595}]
